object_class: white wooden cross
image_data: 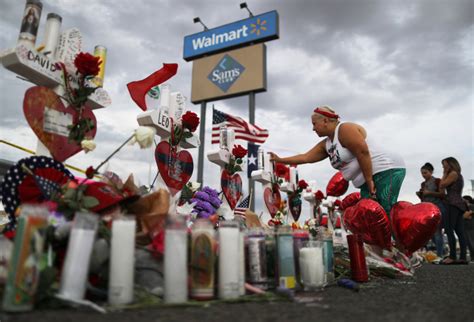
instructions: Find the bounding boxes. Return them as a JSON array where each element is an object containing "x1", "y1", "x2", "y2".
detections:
[
  {"x1": 136, "y1": 84, "x2": 200, "y2": 200},
  {"x1": 279, "y1": 165, "x2": 297, "y2": 222},
  {"x1": 206, "y1": 127, "x2": 235, "y2": 220},
  {"x1": 250, "y1": 148, "x2": 275, "y2": 221},
  {"x1": 302, "y1": 180, "x2": 322, "y2": 221},
  {"x1": 1, "y1": 18, "x2": 111, "y2": 161}
]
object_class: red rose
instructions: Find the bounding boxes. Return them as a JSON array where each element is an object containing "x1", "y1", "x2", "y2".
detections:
[
  {"x1": 298, "y1": 180, "x2": 308, "y2": 190},
  {"x1": 275, "y1": 163, "x2": 289, "y2": 178},
  {"x1": 85, "y1": 166, "x2": 96, "y2": 179},
  {"x1": 315, "y1": 190, "x2": 325, "y2": 201},
  {"x1": 334, "y1": 199, "x2": 342, "y2": 208},
  {"x1": 74, "y1": 52, "x2": 101, "y2": 76},
  {"x1": 181, "y1": 111, "x2": 200, "y2": 132},
  {"x1": 232, "y1": 145, "x2": 247, "y2": 158}
]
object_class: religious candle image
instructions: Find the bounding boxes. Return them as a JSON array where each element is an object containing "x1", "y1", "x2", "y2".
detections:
[
  {"x1": 18, "y1": 0, "x2": 42, "y2": 46},
  {"x1": 190, "y1": 219, "x2": 215, "y2": 300},
  {"x1": 108, "y1": 217, "x2": 136, "y2": 305}
]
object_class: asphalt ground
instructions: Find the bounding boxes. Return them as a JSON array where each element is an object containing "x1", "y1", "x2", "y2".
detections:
[{"x1": 2, "y1": 263, "x2": 474, "y2": 322}]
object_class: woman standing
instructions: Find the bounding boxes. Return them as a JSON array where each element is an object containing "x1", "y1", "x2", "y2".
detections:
[
  {"x1": 416, "y1": 162, "x2": 446, "y2": 258},
  {"x1": 269, "y1": 106, "x2": 406, "y2": 215},
  {"x1": 440, "y1": 157, "x2": 467, "y2": 264}
]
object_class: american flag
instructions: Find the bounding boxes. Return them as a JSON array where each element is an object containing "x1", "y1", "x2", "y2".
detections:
[
  {"x1": 234, "y1": 194, "x2": 250, "y2": 217},
  {"x1": 33, "y1": 175, "x2": 60, "y2": 200},
  {"x1": 212, "y1": 108, "x2": 269, "y2": 144}
]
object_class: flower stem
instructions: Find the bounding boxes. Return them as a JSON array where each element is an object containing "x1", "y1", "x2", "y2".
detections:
[{"x1": 95, "y1": 133, "x2": 135, "y2": 173}]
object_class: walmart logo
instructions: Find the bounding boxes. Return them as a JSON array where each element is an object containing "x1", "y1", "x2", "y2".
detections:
[
  {"x1": 208, "y1": 55, "x2": 245, "y2": 92},
  {"x1": 250, "y1": 18, "x2": 267, "y2": 36}
]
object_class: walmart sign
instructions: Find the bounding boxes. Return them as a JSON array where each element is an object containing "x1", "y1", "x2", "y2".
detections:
[{"x1": 183, "y1": 10, "x2": 279, "y2": 61}]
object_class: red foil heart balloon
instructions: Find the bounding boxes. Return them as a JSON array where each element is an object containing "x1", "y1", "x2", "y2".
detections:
[
  {"x1": 155, "y1": 141, "x2": 193, "y2": 196},
  {"x1": 326, "y1": 172, "x2": 349, "y2": 197},
  {"x1": 23, "y1": 86, "x2": 97, "y2": 162},
  {"x1": 220, "y1": 170, "x2": 242, "y2": 210},
  {"x1": 343, "y1": 199, "x2": 392, "y2": 249},
  {"x1": 264, "y1": 186, "x2": 281, "y2": 218},
  {"x1": 390, "y1": 201, "x2": 441, "y2": 253},
  {"x1": 341, "y1": 192, "x2": 361, "y2": 210}
]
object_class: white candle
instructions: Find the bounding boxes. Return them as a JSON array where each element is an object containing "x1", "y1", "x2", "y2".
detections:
[
  {"x1": 299, "y1": 245, "x2": 325, "y2": 291},
  {"x1": 218, "y1": 222, "x2": 240, "y2": 299},
  {"x1": 59, "y1": 213, "x2": 98, "y2": 300},
  {"x1": 43, "y1": 13, "x2": 62, "y2": 57},
  {"x1": 164, "y1": 218, "x2": 188, "y2": 303},
  {"x1": 160, "y1": 84, "x2": 171, "y2": 115},
  {"x1": 238, "y1": 229, "x2": 245, "y2": 295},
  {"x1": 108, "y1": 218, "x2": 136, "y2": 305}
]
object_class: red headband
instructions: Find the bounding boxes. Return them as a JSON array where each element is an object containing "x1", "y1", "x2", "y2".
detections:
[{"x1": 313, "y1": 107, "x2": 339, "y2": 119}]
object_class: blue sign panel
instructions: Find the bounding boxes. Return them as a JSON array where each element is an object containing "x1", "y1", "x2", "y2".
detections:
[
  {"x1": 207, "y1": 54, "x2": 245, "y2": 92},
  {"x1": 183, "y1": 10, "x2": 279, "y2": 61}
]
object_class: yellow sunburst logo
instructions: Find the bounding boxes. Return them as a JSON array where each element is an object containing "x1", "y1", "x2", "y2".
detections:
[{"x1": 250, "y1": 18, "x2": 267, "y2": 36}]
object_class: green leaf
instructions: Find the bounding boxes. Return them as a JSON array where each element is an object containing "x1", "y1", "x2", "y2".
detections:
[
  {"x1": 236, "y1": 158, "x2": 243, "y2": 165},
  {"x1": 82, "y1": 196, "x2": 99, "y2": 209}
]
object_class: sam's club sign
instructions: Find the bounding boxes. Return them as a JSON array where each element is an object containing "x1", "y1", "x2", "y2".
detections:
[{"x1": 183, "y1": 10, "x2": 278, "y2": 61}]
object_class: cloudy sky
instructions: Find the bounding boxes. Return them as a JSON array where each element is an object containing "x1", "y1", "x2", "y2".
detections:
[{"x1": 0, "y1": 0, "x2": 472, "y2": 222}]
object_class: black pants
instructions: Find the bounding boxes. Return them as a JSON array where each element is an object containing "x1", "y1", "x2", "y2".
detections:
[{"x1": 445, "y1": 204, "x2": 467, "y2": 260}]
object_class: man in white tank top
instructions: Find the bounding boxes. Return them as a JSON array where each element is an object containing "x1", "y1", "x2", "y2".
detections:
[{"x1": 269, "y1": 106, "x2": 405, "y2": 215}]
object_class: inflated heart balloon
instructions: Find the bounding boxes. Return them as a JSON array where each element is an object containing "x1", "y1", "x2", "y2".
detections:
[
  {"x1": 221, "y1": 170, "x2": 242, "y2": 210},
  {"x1": 155, "y1": 141, "x2": 193, "y2": 196},
  {"x1": 23, "y1": 86, "x2": 97, "y2": 162},
  {"x1": 390, "y1": 201, "x2": 441, "y2": 253},
  {"x1": 264, "y1": 186, "x2": 281, "y2": 218},
  {"x1": 341, "y1": 192, "x2": 361, "y2": 210},
  {"x1": 326, "y1": 172, "x2": 349, "y2": 197},
  {"x1": 289, "y1": 194, "x2": 302, "y2": 222},
  {"x1": 343, "y1": 199, "x2": 392, "y2": 249}
]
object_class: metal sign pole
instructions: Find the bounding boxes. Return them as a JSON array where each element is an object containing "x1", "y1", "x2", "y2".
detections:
[
  {"x1": 249, "y1": 92, "x2": 256, "y2": 211},
  {"x1": 197, "y1": 101, "x2": 207, "y2": 184}
]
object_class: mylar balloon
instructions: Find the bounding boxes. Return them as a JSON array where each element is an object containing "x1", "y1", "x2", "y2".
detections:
[
  {"x1": 326, "y1": 172, "x2": 349, "y2": 197},
  {"x1": 341, "y1": 192, "x2": 361, "y2": 210},
  {"x1": 343, "y1": 199, "x2": 391, "y2": 249},
  {"x1": 390, "y1": 201, "x2": 441, "y2": 253}
]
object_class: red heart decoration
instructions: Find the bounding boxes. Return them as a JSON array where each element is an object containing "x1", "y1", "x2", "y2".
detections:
[
  {"x1": 341, "y1": 192, "x2": 361, "y2": 210},
  {"x1": 343, "y1": 199, "x2": 392, "y2": 249},
  {"x1": 289, "y1": 194, "x2": 302, "y2": 222},
  {"x1": 264, "y1": 186, "x2": 281, "y2": 218},
  {"x1": 23, "y1": 86, "x2": 97, "y2": 162},
  {"x1": 326, "y1": 172, "x2": 349, "y2": 197},
  {"x1": 155, "y1": 141, "x2": 193, "y2": 196},
  {"x1": 390, "y1": 201, "x2": 441, "y2": 253},
  {"x1": 220, "y1": 169, "x2": 242, "y2": 210}
]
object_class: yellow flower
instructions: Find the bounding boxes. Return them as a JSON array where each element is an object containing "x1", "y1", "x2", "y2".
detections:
[
  {"x1": 81, "y1": 139, "x2": 96, "y2": 153},
  {"x1": 132, "y1": 126, "x2": 156, "y2": 148}
]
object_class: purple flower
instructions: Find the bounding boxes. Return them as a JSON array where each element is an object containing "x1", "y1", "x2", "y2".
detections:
[
  {"x1": 194, "y1": 191, "x2": 210, "y2": 202},
  {"x1": 209, "y1": 196, "x2": 222, "y2": 209},
  {"x1": 197, "y1": 210, "x2": 211, "y2": 219}
]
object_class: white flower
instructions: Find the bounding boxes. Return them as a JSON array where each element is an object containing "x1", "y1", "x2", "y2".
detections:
[
  {"x1": 187, "y1": 181, "x2": 201, "y2": 192},
  {"x1": 81, "y1": 139, "x2": 96, "y2": 153},
  {"x1": 132, "y1": 126, "x2": 156, "y2": 149}
]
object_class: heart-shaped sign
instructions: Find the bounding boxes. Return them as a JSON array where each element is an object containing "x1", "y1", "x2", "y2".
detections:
[
  {"x1": 289, "y1": 194, "x2": 302, "y2": 222},
  {"x1": 220, "y1": 170, "x2": 242, "y2": 210},
  {"x1": 390, "y1": 201, "x2": 441, "y2": 253},
  {"x1": 23, "y1": 86, "x2": 97, "y2": 162},
  {"x1": 264, "y1": 186, "x2": 281, "y2": 218},
  {"x1": 155, "y1": 141, "x2": 193, "y2": 196},
  {"x1": 343, "y1": 199, "x2": 392, "y2": 249}
]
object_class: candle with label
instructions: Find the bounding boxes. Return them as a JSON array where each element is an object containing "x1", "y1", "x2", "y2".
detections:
[
  {"x1": 276, "y1": 226, "x2": 296, "y2": 289},
  {"x1": 59, "y1": 212, "x2": 98, "y2": 300},
  {"x1": 108, "y1": 217, "x2": 136, "y2": 305},
  {"x1": 18, "y1": 0, "x2": 43, "y2": 47},
  {"x1": 190, "y1": 219, "x2": 215, "y2": 300}
]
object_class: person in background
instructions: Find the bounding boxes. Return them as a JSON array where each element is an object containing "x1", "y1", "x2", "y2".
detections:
[
  {"x1": 462, "y1": 195, "x2": 474, "y2": 262},
  {"x1": 440, "y1": 157, "x2": 468, "y2": 264},
  {"x1": 416, "y1": 162, "x2": 446, "y2": 258}
]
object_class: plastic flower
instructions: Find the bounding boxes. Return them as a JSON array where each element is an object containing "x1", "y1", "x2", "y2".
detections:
[
  {"x1": 232, "y1": 145, "x2": 247, "y2": 158},
  {"x1": 275, "y1": 163, "x2": 289, "y2": 178},
  {"x1": 181, "y1": 111, "x2": 200, "y2": 132},
  {"x1": 74, "y1": 52, "x2": 101, "y2": 76},
  {"x1": 315, "y1": 190, "x2": 325, "y2": 201},
  {"x1": 81, "y1": 139, "x2": 96, "y2": 153},
  {"x1": 85, "y1": 166, "x2": 96, "y2": 179},
  {"x1": 132, "y1": 126, "x2": 156, "y2": 148}
]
